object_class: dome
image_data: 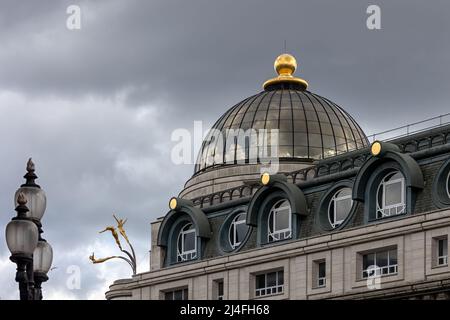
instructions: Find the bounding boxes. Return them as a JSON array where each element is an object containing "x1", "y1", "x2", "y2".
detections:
[{"x1": 194, "y1": 54, "x2": 368, "y2": 174}]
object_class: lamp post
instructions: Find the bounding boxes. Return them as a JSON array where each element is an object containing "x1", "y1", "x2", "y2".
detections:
[{"x1": 5, "y1": 158, "x2": 53, "y2": 300}]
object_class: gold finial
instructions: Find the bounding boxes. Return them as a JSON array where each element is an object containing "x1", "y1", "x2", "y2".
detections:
[
  {"x1": 275, "y1": 54, "x2": 297, "y2": 76},
  {"x1": 263, "y1": 53, "x2": 308, "y2": 90}
]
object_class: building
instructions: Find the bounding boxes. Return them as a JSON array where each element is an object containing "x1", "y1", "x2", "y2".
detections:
[{"x1": 106, "y1": 54, "x2": 450, "y2": 300}]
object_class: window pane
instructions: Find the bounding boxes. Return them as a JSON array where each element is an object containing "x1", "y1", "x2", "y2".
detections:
[
  {"x1": 363, "y1": 253, "x2": 375, "y2": 270},
  {"x1": 278, "y1": 271, "x2": 284, "y2": 285},
  {"x1": 267, "y1": 272, "x2": 277, "y2": 287},
  {"x1": 177, "y1": 234, "x2": 183, "y2": 253},
  {"x1": 183, "y1": 288, "x2": 188, "y2": 300},
  {"x1": 337, "y1": 188, "x2": 352, "y2": 197},
  {"x1": 184, "y1": 232, "x2": 195, "y2": 252},
  {"x1": 438, "y1": 239, "x2": 447, "y2": 256},
  {"x1": 328, "y1": 200, "x2": 335, "y2": 224},
  {"x1": 318, "y1": 262, "x2": 326, "y2": 278},
  {"x1": 218, "y1": 282, "x2": 224, "y2": 296},
  {"x1": 385, "y1": 181, "x2": 402, "y2": 206},
  {"x1": 174, "y1": 289, "x2": 183, "y2": 300},
  {"x1": 235, "y1": 222, "x2": 248, "y2": 244},
  {"x1": 377, "y1": 251, "x2": 388, "y2": 268},
  {"x1": 308, "y1": 133, "x2": 322, "y2": 147},
  {"x1": 256, "y1": 274, "x2": 265, "y2": 289},
  {"x1": 389, "y1": 249, "x2": 397, "y2": 265},
  {"x1": 275, "y1": 209, "x2": 290, "y2": 231},
  {"x1": 229, "y1": 223, "x2": 234, "y2": 246},
  {"x1": 164, "y1": 292, "x2": 173, "y2": 300},
  {"x1": 268, "y1": 213, "x2": 274, "y2": 233},
  {"x1": 335, "y1": 197, "x2": 352, "y2": 221}
]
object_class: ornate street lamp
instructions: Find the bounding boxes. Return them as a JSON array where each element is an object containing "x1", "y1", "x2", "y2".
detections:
[{"x1": 5, "y1": 158, "x2": 52, "y2": 300}]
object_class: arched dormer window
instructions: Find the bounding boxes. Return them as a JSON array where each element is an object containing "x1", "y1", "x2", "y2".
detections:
[
  {"x1": 353, "y1": 141, "x2": 424, "y2": 223},
  {"x1": 157, "y1": 198, "x2": 211, "y2": 266},
  {"x1": 246, "y1": 174, "x2": 308, "y2": 246}
]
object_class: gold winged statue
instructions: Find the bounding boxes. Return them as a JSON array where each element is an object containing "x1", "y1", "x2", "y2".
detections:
[{"x1": 90, "y1": 214, "x2": 137, "y2": 275}]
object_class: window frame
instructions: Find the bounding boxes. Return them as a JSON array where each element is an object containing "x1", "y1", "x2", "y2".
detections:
[
  {"x1": 229, "y1": 213, "x2": 247, "y2": 250},
  {"x1": 376, "y1": 171, "x2": 406, "y2": 219},
  {"x1": 164, "y1": 287, "x2": 189, "y2": 300},
  {"x1": 437, "y1": 237, "x2": 448, "y2": 267},
  {"x1": 217, "y1": 280, "x2": 224, "y2": 300},
  {"x1": 255, "y1": 270, "x2": 284, "y2": 298},
  {"x1": 267, "y1": 199, "x2": 292, "y2": 243},
  {"x1": 328, "y1": 188, "x2": 353, "y2": 228},
  {"x1": 176, "y1": 223, "x2": 197, "y2": 262},
  {"x1": 362, "y1": 248, "x2": 398, "y2": 279},
  {"x1": 317, "y1": 261, "x2": 326, "y2": 288}
]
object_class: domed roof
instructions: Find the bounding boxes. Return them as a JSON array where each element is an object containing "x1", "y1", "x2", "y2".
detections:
[{"x1": 194, "y1": 54, "x2": 368, "y2": 174}]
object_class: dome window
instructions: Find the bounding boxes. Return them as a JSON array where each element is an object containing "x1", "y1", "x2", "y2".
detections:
[
  {"x1": 229, "y1": 213, "x2": 248, "y2": 250},
  {"x1": 328, "y1": 188, "x2": 353, "y2": 228},
  {"x1": 268, "y1": 199, "x2": 292, "y2": 243},
  {"x1": 177, "y1": 223, "x2": 197, "y2": 262},
  {"x1": 376, "y1": 171, "x2": 406, "y2": 219}
]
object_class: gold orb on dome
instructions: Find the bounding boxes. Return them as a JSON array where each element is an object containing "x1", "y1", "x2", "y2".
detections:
[
  {"x1": 274, "y1": 53, "x2": 297, "y2": 76},
  {"x1": 263, "y1": 53, "x2": 308, "y2": 90}
]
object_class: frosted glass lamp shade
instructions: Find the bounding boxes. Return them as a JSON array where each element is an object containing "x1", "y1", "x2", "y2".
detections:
[
  {"x1": 5, "y1": 219, "x2": 39, "y2": 256},
  {"x1": 33, "y1": 240, "x2": 53, "y2": 274},
  {"x1": 15, "y1": 187, "x2": 47, "y2": 221}
]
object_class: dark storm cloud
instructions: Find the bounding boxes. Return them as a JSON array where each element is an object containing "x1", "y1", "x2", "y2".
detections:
[
  {"x1": 1, "y1": 0, "x2": 450, "y2": 299},
  {"x1": 1, "y1": 1, "x2": 450, "y2": 121}
]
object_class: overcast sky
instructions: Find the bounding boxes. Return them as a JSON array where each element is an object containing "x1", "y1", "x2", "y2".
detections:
[{"x1": 1, "y1": 0, "x2": 450, "y2": 299}]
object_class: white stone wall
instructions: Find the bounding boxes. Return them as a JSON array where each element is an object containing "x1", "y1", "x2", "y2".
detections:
[{"x1": 106, "y1": 208, "x2": 450, "y2": 300}]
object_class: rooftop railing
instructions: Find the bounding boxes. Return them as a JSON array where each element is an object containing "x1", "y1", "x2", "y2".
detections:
[{"x1": 367, "y1": 112, "x2": 450, "y2": 143}]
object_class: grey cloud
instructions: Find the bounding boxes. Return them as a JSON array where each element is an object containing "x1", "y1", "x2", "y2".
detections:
[{"x1": 1, "y1": 0, "x2": 450, "y2": 299}]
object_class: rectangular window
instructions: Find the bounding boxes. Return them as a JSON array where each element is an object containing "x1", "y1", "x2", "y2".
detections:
[
  {"x1": 255, "y1": 270, "x2": 284, "y2": 297},
  {"x1": 214, "y1": 280, "x2": 224, "y2": 300},
  {"x1": 362, "y1": 248, "x2": 398, "y2": 278},
  {"x1": 164, "y1": 287, "x2": 188, "y2": 300},
  {"x1": 436, "y1": 237, "x2": 448, "y2": 267},
  {"x1": 317, "y1": 261, "x2": 326, "y2": 288}
]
